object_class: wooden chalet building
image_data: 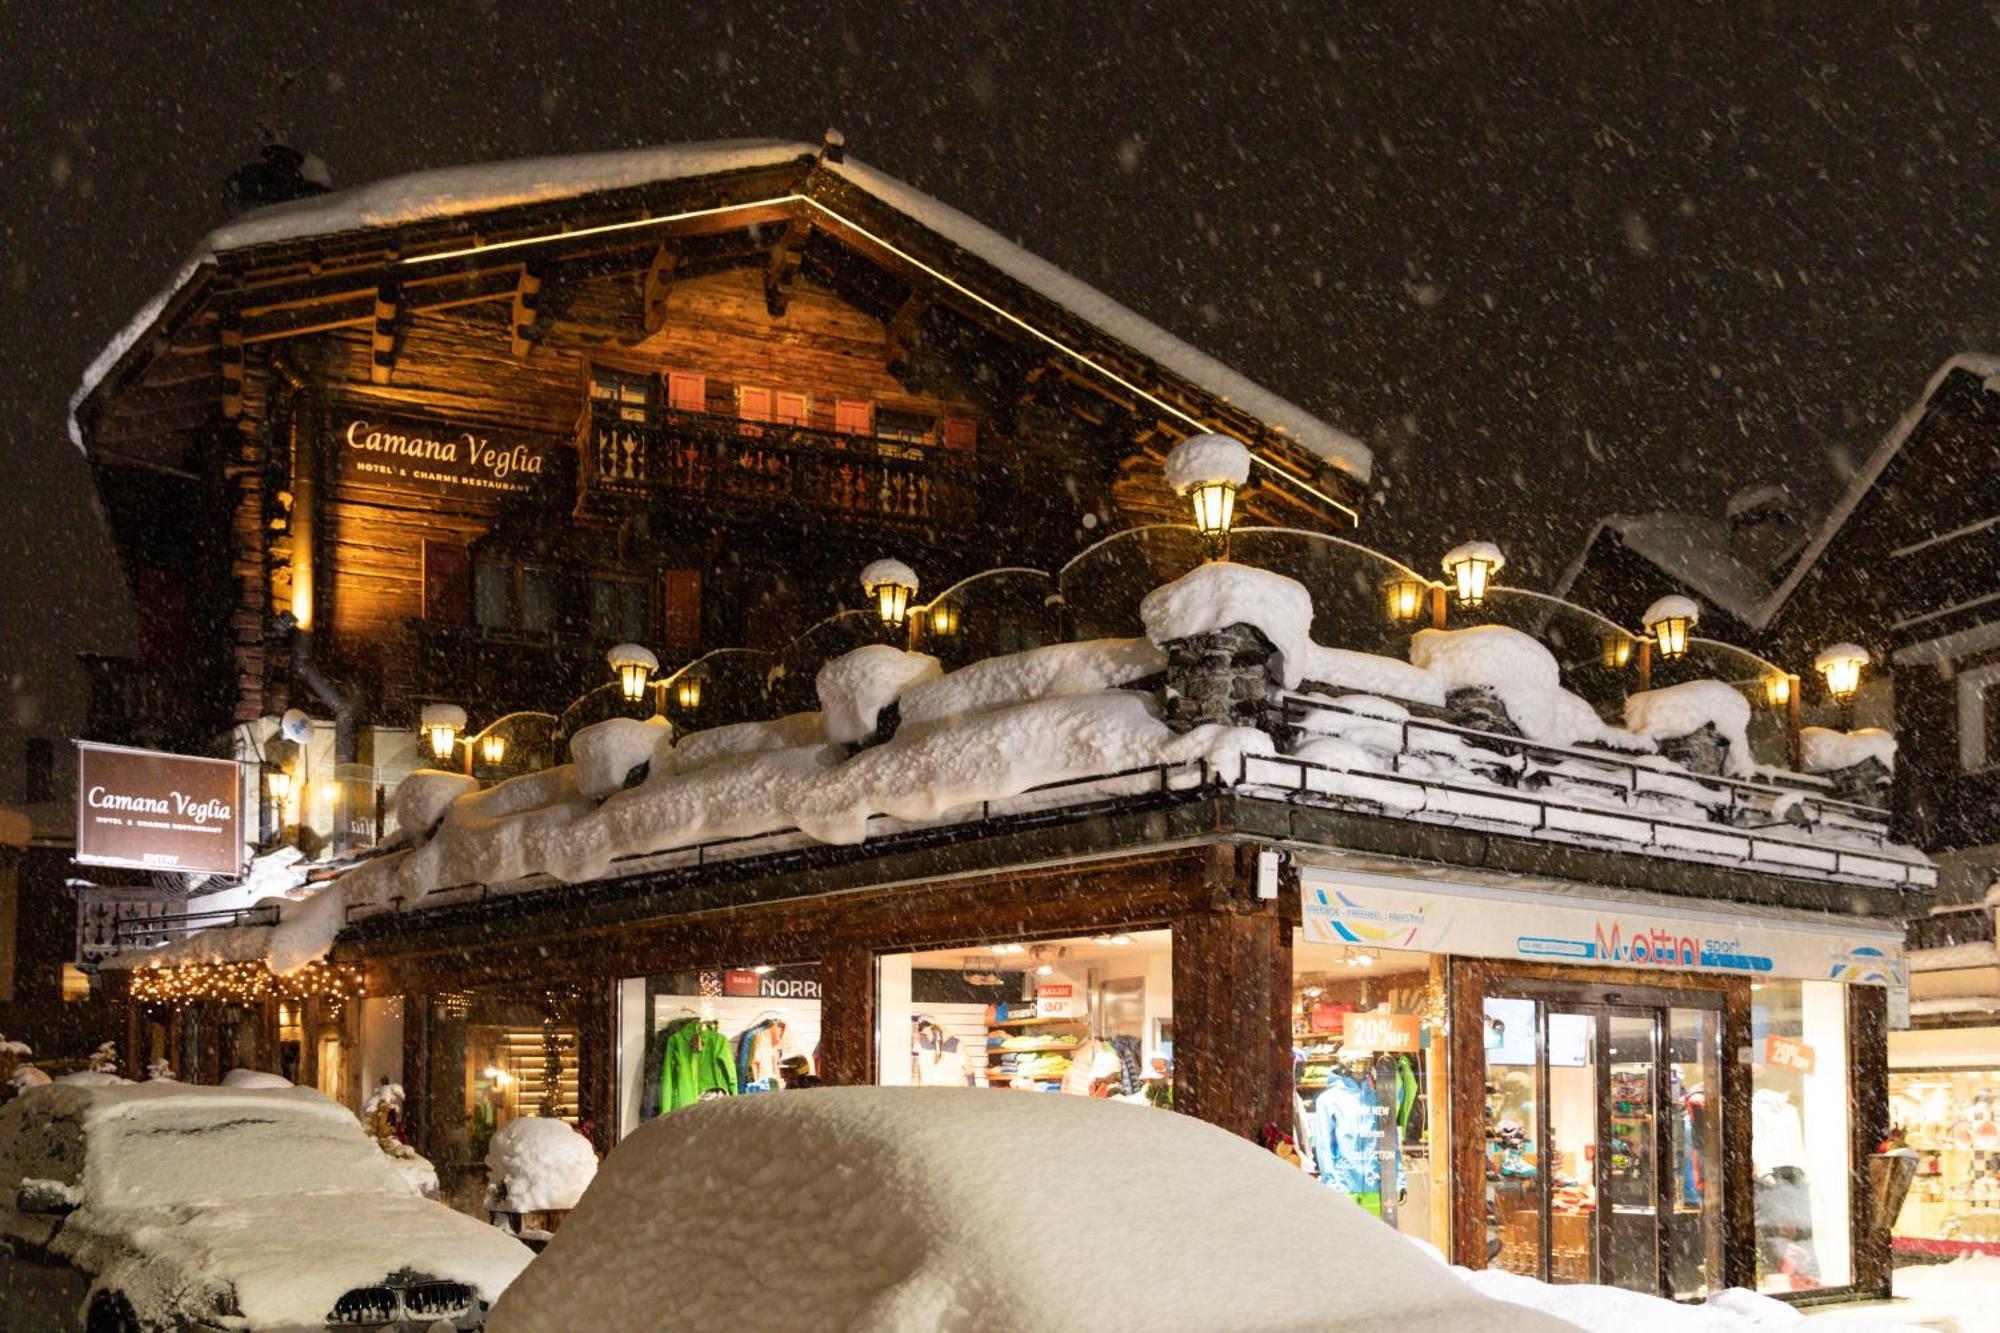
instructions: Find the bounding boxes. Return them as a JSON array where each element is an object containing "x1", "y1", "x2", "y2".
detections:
[
  {"x1": 72, "y1": 137, "x2": 1933, "y2": 1302},
  {"x1": 1559, "y1": 353, "x2": 2000, "y2": 1259}
]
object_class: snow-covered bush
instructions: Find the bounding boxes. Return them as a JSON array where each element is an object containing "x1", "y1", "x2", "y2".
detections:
[
  {"x1": 1139, "y1": 562, "x2": 1314, "y2": 687},
  {"x1": 484, "y1": 1116, "x2": 598, "y2": 1214}
]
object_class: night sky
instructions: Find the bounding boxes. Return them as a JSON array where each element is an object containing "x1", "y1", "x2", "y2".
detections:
[{"x1": 5, "y1": 2, "x2": 1998, "y2": 794}]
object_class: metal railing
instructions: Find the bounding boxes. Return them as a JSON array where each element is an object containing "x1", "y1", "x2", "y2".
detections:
[{"x1": 111, "y1": 902, "x2": 281, "y2": 948}]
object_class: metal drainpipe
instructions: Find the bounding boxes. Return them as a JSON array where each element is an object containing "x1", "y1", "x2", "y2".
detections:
[{"x1": 271, "y1": 355, "x2": 359, "y2": 763}]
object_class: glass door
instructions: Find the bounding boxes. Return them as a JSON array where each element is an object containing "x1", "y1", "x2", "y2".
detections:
[
  {"x1": 1544, "y1": 1008, "x2": 1600, "y2": 1284},
  {"x1": 1601, "y1": 1008, "x2": 1662, "y2": 1292}
]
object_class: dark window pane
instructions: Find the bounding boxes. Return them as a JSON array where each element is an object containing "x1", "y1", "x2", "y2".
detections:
[
  {"x1": 474, "y1": 563, "x2": 512, "y2": 629},
  {"x1": 520, "y1": 567, "x2": 557, "y2": 634}
]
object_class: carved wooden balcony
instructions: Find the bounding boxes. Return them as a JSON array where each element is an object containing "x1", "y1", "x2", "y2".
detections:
[{"x1": 579, "y1": 407, "x2": 976, "y2": 531}]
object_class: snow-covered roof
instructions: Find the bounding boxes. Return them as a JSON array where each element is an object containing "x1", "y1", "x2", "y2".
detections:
[
  {"x1": 1555, "y1": 513, "x2": 1773, "y2": 625},
  {"x1": 72, "y1": 139, "x2": 1371, "y2": 479}
]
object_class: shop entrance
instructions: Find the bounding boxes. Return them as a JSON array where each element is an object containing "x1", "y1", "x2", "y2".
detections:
[{"x1": 1481, "y1": 981, "x2": 1727, "y2": 1301}]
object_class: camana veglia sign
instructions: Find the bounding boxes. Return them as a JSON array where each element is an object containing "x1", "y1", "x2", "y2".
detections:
[
  {"x1": 75, "y1": 742, "x2": 243, "y2": 876},
  {"x1": 331, "y1": 409, "x2": 552, "y2": 501}
]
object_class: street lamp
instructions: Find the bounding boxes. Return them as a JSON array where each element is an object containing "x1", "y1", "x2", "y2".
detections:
[
  {"x1": 420, "y1": 703, "x2": 466, "y2": 763},
  {"x1": 673, "y1": 673, "x2": 703, "y2": 711},
  {"x1": 1642, "y1": 595, "x2": 1699, "y2": 662},
  {"x1": 1440, "y1": 541, "x2": 1504, "y2": 607},
  {"x1": 265, "y1": 766, "x2": 293, "y2": 804},
  {"x1": 608, "y1": 643, "x2": 659, "y2": 703},
  {"x1": 1816, "y1": 642, "x2": 1870, "y2": 704},
  {"x1": 1763, "y1": 674, "x2": 1793, "y2": 709},
  {"x1": 1601, "y1": 634, "x2": 1634, "y2": 670},
  {"x1": 860, "y1": 558, "x2": 919, "y2": 630},
  {"x1": 480, "y1": 731, "x2": 508, "y2": 765},
  {"x1": 1384, "y1": 575, "x2": 1427, "y2": 625},
  {"x1": 927, "y1": 599, "x2": 960, "y2": 638},
  {"x1": 1163, "y1": 433, "x2": 1252, "y2": 560}
]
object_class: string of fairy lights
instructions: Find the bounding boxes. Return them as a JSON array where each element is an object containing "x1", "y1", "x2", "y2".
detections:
[{"x1": 127, "y1": 959, "x2": 367, "y2": 1011}]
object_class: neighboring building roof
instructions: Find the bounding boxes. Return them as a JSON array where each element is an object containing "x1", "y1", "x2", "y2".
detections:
[
  {"x1": 1558, "y1": 351, "x2": 2000, "y2": 632},
  {"x1": 72, "y1": 138, "x2": 1370, "y2": 480},
  {"x1": 1554, "y1": 511, "x2": 1774, "y2": 626}
]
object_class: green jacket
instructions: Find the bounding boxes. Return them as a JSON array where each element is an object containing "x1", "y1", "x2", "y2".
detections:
[{"x1": 660, "y1": 1022, "x2": 738, "y2": 1112}]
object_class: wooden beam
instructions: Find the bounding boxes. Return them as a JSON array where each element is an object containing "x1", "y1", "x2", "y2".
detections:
[
  {"x1": 885, "y1": 291, "x2": 927, "y2": 378},
  {"x1": 763, "y1": 218, "x2": 811, "y2": 317},
  {"x1": 509, "y1": 264, "x2": 544, "y2": 361},
  {"x1": 368, "y1": 282, "x2": 400, "y2": 385},
  {"x1": 219, "y1": 313, "x2": 244, "y2": 421},
  {"x1": 640, "y1": 244, "x2": 678, "y2": 336}
]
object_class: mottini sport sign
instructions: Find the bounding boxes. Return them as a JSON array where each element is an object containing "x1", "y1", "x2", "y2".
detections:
[{"x1": 75, "y1": 742, "x2": 243, "y2": 876}]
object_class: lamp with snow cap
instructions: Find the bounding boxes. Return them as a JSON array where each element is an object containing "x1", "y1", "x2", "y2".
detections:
[
  {"x1": 1440, "y1": 541, "x2": 1504, "y2": 608},
  {"x1": 860, "y1": 558, "x2": 919, "y2": 630},
  {"x1": 419, "y1": 703, "x2": 466, "y2": 763},
  {"x1": 1643, "y1": 594, "x2": 1699, "y2": 662},
  {"x1": 608, "y1": 643, "x2": 659, "y2": 703},
  {"x1": 1384, "y1": 576, "x2": 1427, "y2": 625},
  {"x1": 1162, "y1": 433, "x2": 1252, "y2": 560},
  {"x1": 1816, "y1": 642, "x2": 1870, "y2": 704}
]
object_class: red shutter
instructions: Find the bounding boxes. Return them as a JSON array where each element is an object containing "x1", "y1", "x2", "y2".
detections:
[
  {"x1": 737, "y1": 386, "x2": 772, "y2": 422},
  {"x1": 663, "y1": 568, "x2": 702, "y2": 652},
  {"x1": 834, "y1": 400, "x2": 874, "y2": 436},
  {"x1": 775, "y1": 391, "x2": 810, "y2": 427},
  {"x1": 422, "y1": 541, "x2": 472, "y2": 625},
  {"x1": 941, "y1": 416, "x2": 977, "y2": 452},
  {"x1": 666, "y1": 371, "x2": 706, "y2": 414}
]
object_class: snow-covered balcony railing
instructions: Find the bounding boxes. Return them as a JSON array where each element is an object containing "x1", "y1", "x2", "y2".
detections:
[
  {"x1": 1250, "y1": 694, "x2": 1927, "y2": 891},
  {"x1": 578, "y1": 403, "x2": 976, "y2": 531},
  {"x1": 110, "y1": 902, "x2": 281, "y2": 950}
]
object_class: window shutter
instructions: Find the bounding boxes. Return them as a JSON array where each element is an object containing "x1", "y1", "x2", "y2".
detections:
[
  {"x1": 775, "y1": 391, "x2": 810, "y2": 427},
  {"x1": 667, "y1": 371, "x2": 706, "y2": 414},
  {"x1": 422, "y1": 541, "x2": 472, "y2": 625},
  {"x1": 664, "y1": 568, "x2": 702, "y2": 651},
  {"x1": 835, "y1": 400, "x2": 874, "y2": 436},
  {"x1": 942, "y1": 416, "x2": 977, "y2": 452},
  {"x1": 737, "y1": 386, "x2": 773, "y2": 422}
]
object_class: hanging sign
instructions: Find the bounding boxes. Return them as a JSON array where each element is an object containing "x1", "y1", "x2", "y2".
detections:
[
  {"x1": 330, "y1": 408, "x2": 555, "y2": 502},
  {"x1": 1764, "y1": 1035, "x2": 1817, "y2": 1075},
  {"x1": 75, "y1": 742, "x2": 242, "y2": 877},
  {"x1": 1299, "y1": 867, "x2": 1906, "y2": 987},
  {"x1": 1342, "y1": 1011, "x2": 1420, "y2": 1053},
  {"x1": 1035, "y1": 982, "x2": 1079, "y2": 1019}
]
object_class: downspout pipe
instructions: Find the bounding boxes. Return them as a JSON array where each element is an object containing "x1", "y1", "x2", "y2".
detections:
[{"x1": 271, "y1": 354, "x2": 359, "y2": 764}]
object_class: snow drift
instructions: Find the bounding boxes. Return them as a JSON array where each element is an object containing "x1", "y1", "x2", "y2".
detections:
[{"x1": 488, "y1": 1088, "x2": 1566, "y2": 1333}]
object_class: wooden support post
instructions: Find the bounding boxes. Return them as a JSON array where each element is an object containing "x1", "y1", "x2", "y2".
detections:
[
  {"x1": 259, "y1": 999, "x2": 281, "y2": 1072},
  {"x1": 509, "y1": 265, "x2": 543, "y2": 361},
  {"x1": 817, "y1": 943, "x2": 877, "y2": 1087},
  {"x1": 1172, "y1": 906, "x2": 1290, "y2": 1141},
  {"x1": 1429, "y1": 584, "x2": 1448, "y2": 630},
  {"x1": 298, "y1": 995, "x2": 322, "y2": 1092},
  {"x1": 1636, "y1": 637, "x2": 1653, "y2": 692},
  {"x1": 764, "y1": 218, "x2": 811, "y2": 317},
  {"x1": 640, "y1": 245, "x2": 678, "y2": 337},
  {"x1": 401, "y1": 992, "x2": 430, "y2": 1157},
  {"x1": 1786, "y1": 675, "x2": 1803, "y2": 770}
]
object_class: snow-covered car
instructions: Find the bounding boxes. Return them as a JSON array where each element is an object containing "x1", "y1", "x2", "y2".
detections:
[
  {"x1": 488, "y1": 1087, "x2": 1571, "y2": 1332},
  {"x1": 0, "y1": 1082, "x2": 532, "y2": 1331}
]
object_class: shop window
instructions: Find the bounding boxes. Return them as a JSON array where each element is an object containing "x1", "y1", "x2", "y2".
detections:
[
  {"x1": 875, "y1": 931, "x2": 1171, "y2": 1101},
  {"x1": 615, "y1": 966, "x2": 825, "y2": 1140},
  {"x1": 875, "y1": 408, "x2": 932, "y2": 445},
  {"x1": 589, "y1": 366, "x2": 654, "y2": 424},
  {"x1": 1888, "y1": 1067, "x2": 2000, "y2": 1251},
  {"x1": 421, "y1": 540, "x2": 471, "y2": 626},
  {"x1": 834, "y1": 399, "x2": 874, "y2": 436},
  {"x1": 425, "y1": 989, "x2": 584, "y2": 1177},
  {"x1": 666, "y1": 370, "x2": 706, "y2": 415},
  {"x1": 1752, "y1": 980, "x2": 1852, "y2": 1293},
  {"x1": 663, "y1": 568, "x2": 702, "y2": 653},
  {"x1": 1293, "y1": 935, "x2": 1444, "y2": 1249},
  {"x1": 774, "y1": 391, "x2": 810, "y2": 428},
  {"x1": 589, "y1": 575, "x2": 652, "y2": 643}
]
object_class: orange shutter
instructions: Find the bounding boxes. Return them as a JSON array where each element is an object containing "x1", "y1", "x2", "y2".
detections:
[
  {"x1": 834, "y1": 400, "x2": 874, "y2": 436},
  {"x1": 737, "y1": 386, "x2": 773, "y2": 422},
  {"x1": 775, "y1": 391, "x2": 810, "y2": 427},
  {"x1": 667, "y1": 371, "x2": 706, "y2": 413},
  {"x1": 942, "y1": 416, "x2": 977, "y2": 452},
  {"x1": 663, "y1": 569, "x2": 702, "y2": 651}
]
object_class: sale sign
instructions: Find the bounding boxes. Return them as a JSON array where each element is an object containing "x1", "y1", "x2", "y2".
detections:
[
  {"x1": 1036, "y1": 982, "x2": 1079, "y2": 1018},
  {"x1": 1342, "y1": 1011, "x2": 1421, "y2": 1053},
  {"x1": 1764, "y1": 1034, "x2": 1816, "y2": 1075}
]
